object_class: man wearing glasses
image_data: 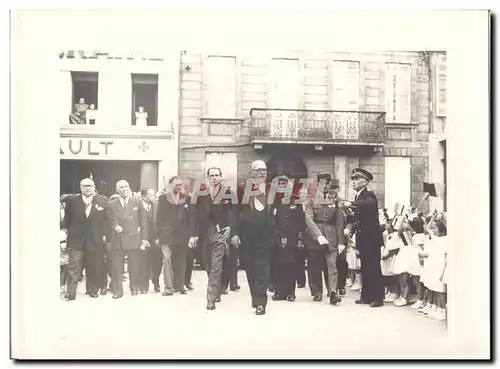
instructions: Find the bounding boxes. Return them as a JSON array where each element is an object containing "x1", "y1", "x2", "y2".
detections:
[{"x1": 63, "y1": 178, "x2": 110, "y2": 301}]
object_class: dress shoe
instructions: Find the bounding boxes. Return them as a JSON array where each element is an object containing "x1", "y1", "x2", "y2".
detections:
[
  {"x1": 230, "y1": 285, "x2": 241, "y2": 291},
  {"x1": 222, "y1": 290, "x2": 229, "y2": 295},
  {"x1": 100, "y1": 289, "x2": 107, "y2": 295},
  {"x1": 85, "y1": 291, "x2": 89, "y2": 295},
  {"x1": 272, "y1": 293, "x2": 285, "y2": 301},
  {"x1": 206, "y1": 301, "x2": 216, "y2": 310},
  {"x1": 154, "y1": 285, "x2": 161, "y2": 293},
  {"x1": 338, "y1": 288, "x2": 346, "y2": 296},
  {"x1": 112, "y1": 294, "x2": 123, "y2": 299},
  {"x1": 215, "y1": 296, "x2": 221, "y2": 303},
  {"x1": 286, "y1": 295, "x2": 296, "y2": 302},
  {"x1": 64, "y1": 294, "x2": 76, "y2": 301},
  {"x1": 179, "y1": 290, "x2": 187, "y2": 295},
  {"x1": 186, "y1": 284, "x2": 194, "y2": 291},
  {"x1": 140, "y1": 290, "x2": 148, "y2": 295},
  {"x1": 162, "y1": 291, "x2": 173, "y2": 296},
  {"x1": 255, "y1": 305, "x2": 266, "y2": 315},
  {"x1": 329, "y1": 292, "x2": 342, "y2": 305},
  {"x1": 313, "y1": 294, "x2": 322, "y2": 302},
  {"x1": 131, "y1": 290, "x2": 139, "y2": 296},
  {"x1": 268, "y1": 285, "x2": 275, "y2": 293},
  {"x1": 89, "y1": 293, "x2": 99, "y2": 298},
  {"x1": 355, "y1": 299, "x2": 370, "y2": 304},
  {"x1": 370, "y1": 300, "x2": 384, "y2": 308},
  {"x1": 297, "y1": 284, "x2": 305, "y2": 288}
]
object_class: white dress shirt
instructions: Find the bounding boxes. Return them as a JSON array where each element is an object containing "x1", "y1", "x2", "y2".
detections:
[{"x1": 143, "y1": 201, "x2": 151, "y2": 212}]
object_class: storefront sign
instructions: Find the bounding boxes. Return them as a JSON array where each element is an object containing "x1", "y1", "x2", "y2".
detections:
[
  {"x1": 60, "y1": 140, "x2": 114, "y2": 156},
  {"x1": 58, "y1": 50, "x2": 163, "y2": 61},
  {"x1": 59, "y1": 136, "x2": 174, "y2": 161}
]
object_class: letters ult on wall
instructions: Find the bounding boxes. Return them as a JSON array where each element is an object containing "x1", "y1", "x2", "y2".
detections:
[{"x1": 60, "y1": 140, "x2": 114, "y2": 156}]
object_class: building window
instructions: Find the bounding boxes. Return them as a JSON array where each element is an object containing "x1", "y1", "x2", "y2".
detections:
[
  {"x1": 332, "y1": 61, "x2": 360, "y2": 110},
  {"x1": 385, "y1": 63, "x2": 411, "y2": 123},
  {"x1": 436, "y1": 54, "x2": 447, "y2": 117},
  {"x1": 268, "y1": 58, "x2": 299, "y2": 109},
  {"x1": 70, "y1": 72, "x2": 99, "y2": 125},
  {"x1": 205, "y1": 56, "x2": 237, "y2": 118},
  {"x1": 131, "y1": 74, "x2": 158, "y2": 127},
  {"x1": 384, "y1": 156, "x2": 411, "y2": 214}
]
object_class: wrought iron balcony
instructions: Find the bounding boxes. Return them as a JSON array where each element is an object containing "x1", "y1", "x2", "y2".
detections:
[{"x1": 249, "y1": 108, "x2": 386, "y2": 146}]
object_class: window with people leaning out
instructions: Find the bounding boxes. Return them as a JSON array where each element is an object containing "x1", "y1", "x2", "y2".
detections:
[
  {"x1": 69, "y1": 71, "x2": 99, "y2": 125},
  {"x1": 131, "y1": 73, "x2": 158, "y2": 127}
]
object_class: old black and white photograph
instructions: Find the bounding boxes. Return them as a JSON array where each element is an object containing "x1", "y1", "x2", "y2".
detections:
[{"x1": 10, "y1": 8, "x2": 490, "y2": 360}]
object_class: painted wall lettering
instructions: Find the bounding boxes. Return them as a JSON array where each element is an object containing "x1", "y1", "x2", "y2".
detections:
[{"x1": 60, "y1": 140, "x2": 114, "y2": 156}]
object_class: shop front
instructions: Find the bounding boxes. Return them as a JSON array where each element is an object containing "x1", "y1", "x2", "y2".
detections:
[{"x1": 60, "y1": 133, "x2": 176, "y2": 196}]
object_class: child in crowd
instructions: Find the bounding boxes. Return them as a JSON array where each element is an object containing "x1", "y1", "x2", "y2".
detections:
[
  {"x1": 418, "y1": 213, "x2": 447, "y2": 320},
  {"x1": 409, "y1": 216, "x2": 427, "y2": 309},
  {"x1": 381, "y1": 222, "x2": 403, "y2": 302},
  {"x1": 346, "y1": 235, "x2": 362, "y2": 291}
]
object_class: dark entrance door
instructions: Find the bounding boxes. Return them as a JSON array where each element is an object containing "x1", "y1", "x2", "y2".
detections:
[
  {"x1": 266, "y1": 153, "x2": 308, "y2": 195},
  {"x1": 60, "y1": 160, "x2": 142, "y2": 197}
]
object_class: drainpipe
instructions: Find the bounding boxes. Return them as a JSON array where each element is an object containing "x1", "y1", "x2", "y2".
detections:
[{"x1": 177, "y1": 50, "x2": 185, "y2": 177}]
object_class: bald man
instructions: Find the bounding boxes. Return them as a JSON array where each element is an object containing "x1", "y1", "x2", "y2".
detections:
[
  {"x1": 108, "y1": 180, "x2": 149, "y2": 299},
  {"x1": 64, "y1": 178, "x2": 110, "y2": 301}
]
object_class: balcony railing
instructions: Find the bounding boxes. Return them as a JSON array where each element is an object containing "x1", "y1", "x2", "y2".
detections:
[{"x1": 250, "y1": 108, "x2": 386, "y2": 146}]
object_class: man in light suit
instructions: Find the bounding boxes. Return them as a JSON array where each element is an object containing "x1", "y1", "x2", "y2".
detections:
[
  {"x1": 64, "y1": 178, "x2": 109, "y2": 301},
  {"x1": 156, "y1": 176, "x2": 197, "y2": 296},
  {"x1": 108, "y1": 180, "x2": 149, "y2": 299}
]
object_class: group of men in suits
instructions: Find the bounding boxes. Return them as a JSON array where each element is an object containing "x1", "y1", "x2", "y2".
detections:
[{"x1": 62, "y1": 161, "x2": 385, "y2": 313}]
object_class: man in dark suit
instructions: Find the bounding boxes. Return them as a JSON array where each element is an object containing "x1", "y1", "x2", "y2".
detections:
[
  {"x1": 108, "y1": 180, "x2": 149, "y2": 299},
  {"x1": 156, "y1": 176, "x2": 197, "y2": 296},
  {"x1": 344, "y1": 168, "x2": 385, "y2": 308},
  {"x1": 141, "y1": 187, "x2": 162, "y2": 293},
  {"x1": 232, "y1": 160, "x2": 280, "y2": 316},
  {"x1": 271, "y1": 174, "x2": 306, "y2": 302},
  {"x1": 191, "y1": 167, "x2": 238, "y2": 310},
  {"x1": 64, "y1": 178, "x2": 109, "y2": 301}
]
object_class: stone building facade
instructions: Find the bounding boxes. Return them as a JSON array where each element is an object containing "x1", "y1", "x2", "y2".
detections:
[{"x1": 178, "y1": 50, "x2": 443, "y2": 213}]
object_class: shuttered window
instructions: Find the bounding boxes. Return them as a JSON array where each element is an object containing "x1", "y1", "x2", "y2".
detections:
[
  {"x1": 436, "y1": 54, "x2": 447, "y2": 117},
  {"x1": 206, "y1": 56, "x2": 236, "y2": 118},
  {"x1": 385, "y1": 63, "x2": 411, "y2": 123},
  {"x1": 332, "y1": 61, "x2": 360, "y2": 110},
  {"x1": 268, "y1": 58, "x2": 299, "y2": 109},
  {"x1": 385, "y1": 157, "x2": 411, "y2": 214}
]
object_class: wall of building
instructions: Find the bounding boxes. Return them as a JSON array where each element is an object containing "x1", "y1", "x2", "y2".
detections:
[
  {"x1": 57, "y1": 50, "x2": 181, "y2": 191},
  {"x1": 178, "y1": 50, "x2": 439, "y2": 212}
]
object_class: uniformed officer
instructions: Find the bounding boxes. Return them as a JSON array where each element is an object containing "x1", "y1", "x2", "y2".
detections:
[
  {"x1": 343, "y1": 168, "x2": 385, "y2": 307},
  {"x1": 271, "y1": 173, "x2": 306, "y2": 302},
  {"x1": 304, "y1": 173, "x2": 345, "y2": 305}
]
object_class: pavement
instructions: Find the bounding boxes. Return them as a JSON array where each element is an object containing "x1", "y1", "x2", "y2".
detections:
[{"x1": 53, "y1": 270, "x2": 454, "y2": 359}]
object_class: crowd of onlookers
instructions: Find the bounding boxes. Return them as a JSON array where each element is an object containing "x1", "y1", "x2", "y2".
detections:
[{"x1": 378, "y1": 208, "x2": 448, "y2": 321}]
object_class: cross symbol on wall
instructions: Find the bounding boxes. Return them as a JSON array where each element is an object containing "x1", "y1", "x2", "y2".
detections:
[{"x1": 138, "y1": 142, "x2": 150, "y2": 152}]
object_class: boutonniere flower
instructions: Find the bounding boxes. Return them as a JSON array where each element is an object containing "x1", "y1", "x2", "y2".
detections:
[
  {"x1": 95, "y1": 204, "x2": 104, "y2": 211},
  {"x1": 133, "y1": 207, "x2": 138, "y2": 211}
]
